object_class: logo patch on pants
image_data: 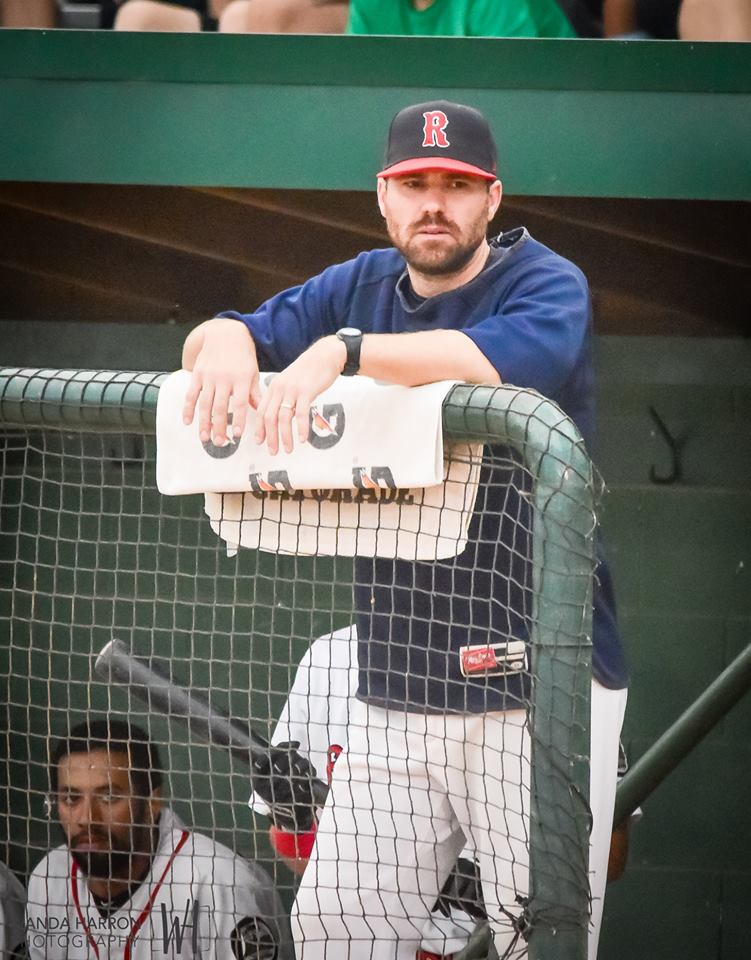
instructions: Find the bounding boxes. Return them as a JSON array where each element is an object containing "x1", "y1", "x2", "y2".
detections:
[{"x1": 459, "y1": 641, "x2": 527, "y2": 677}]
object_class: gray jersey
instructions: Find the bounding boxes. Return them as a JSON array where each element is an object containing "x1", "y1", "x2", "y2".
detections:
[
  {"x1": 1, "y1": 862, "x2": 26, "y2": 957},
  {"x1": 26, "y1": 808, "x2": 292, "y2": 959}
]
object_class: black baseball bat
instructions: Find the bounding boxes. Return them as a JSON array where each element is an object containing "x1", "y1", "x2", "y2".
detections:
[{"x1": 94, "y1": 638, "x2": 329, "y2": 807}]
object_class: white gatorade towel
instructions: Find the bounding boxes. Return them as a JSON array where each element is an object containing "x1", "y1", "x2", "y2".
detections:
[{"x1": 156, "y1": 370, "x2": 481, "y2": 560}]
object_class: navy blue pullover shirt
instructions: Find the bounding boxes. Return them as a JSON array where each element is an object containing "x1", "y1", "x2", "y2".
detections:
[{"x1": 222, "y1": 228, "x2": 628, "y2": 713}]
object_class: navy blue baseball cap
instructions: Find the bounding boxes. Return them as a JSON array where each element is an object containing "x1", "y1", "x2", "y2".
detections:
[{"x1": 377, "y1": 100, "x2": 498, "y2": 181}]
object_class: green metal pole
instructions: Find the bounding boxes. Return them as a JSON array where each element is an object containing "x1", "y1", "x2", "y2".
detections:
[
  {"x1": 446, "y1": 383, "x2": 592, "y2": 960},
  {"x1": 615, "y1": 641, "x2": 751, "y2": 827}
]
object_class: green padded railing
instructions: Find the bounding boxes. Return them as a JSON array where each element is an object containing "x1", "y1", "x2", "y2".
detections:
[
  {"x1": 0, "y1": 367, "x2": 594, "y2": 959},
  {"x1": 0, "y1": 368, "x2": 165, "y2": 434},
  {"x1": 445, "y1": 384, "x2": 593, "y2": 957}
]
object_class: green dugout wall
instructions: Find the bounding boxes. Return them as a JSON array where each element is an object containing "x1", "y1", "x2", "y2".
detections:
[
  {"x1": 0, "y1": 31, "x2": 750, "y2": 198},
  {"x1": 1, "y1": 28, "x2": 750, "y2": 960}
]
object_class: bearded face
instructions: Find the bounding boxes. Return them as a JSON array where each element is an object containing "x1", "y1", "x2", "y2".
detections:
[
  {"x1": 56, "y1": 750, "x2": 160, "y2": 886},
  {"x1": 68, "y1": 797, "x2": 154, "y2": 880},
  {"x1": 377, "y1": 172, "x2": 500, "y2": 280},
  {"x1": 384, "y1": 200, "x2": 493, "y2": 276}
]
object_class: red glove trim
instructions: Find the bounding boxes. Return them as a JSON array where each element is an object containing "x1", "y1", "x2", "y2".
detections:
[{"x1": 269, "y1": 824, "x2": 317, "y2": 860}]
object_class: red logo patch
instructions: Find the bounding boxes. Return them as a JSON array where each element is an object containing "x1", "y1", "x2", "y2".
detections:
[
  {"x1": 422, "y1": 110, "x2": 450, "y2": 148},
  {"x1": 461, "y1": 646, "x2": 498, "y2": 674}
]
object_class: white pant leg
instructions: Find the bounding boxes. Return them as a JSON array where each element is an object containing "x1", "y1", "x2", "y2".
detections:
[
  {"x1": 292, "y1": 700, "x2": 465, "y2": 960},
  {"x1": 440, "y1": 710, "x2": 530, "y2": 959},
  {"x1": 442, "y1": 683, "x2": 626, "y2": 960},
  {"x1": 588, "y1": 682, "x2": 628, "y2": 960}
]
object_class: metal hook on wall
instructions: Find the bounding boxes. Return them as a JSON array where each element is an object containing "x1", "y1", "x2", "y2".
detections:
[{"x1": 648, "y1": 405, "x2": 683, "y2": 485}]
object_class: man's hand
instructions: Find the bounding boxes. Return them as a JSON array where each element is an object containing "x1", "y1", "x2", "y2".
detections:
[
  {"x1": 181, "y1": 322, "x2": 498, "y2": 455},
  {"x1": 254, "y1": 335, "x2": 346, "y2": 455},
  {"x1": 182, "y1": 318, "x2": 262, "y2": 445}
]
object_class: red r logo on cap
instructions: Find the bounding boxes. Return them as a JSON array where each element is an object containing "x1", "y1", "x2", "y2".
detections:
[{"x1": 422, "y1": 111, "x2": 450, "y2": 148}]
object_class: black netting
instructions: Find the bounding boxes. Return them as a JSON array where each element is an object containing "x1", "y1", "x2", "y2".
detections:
[{"x1": 1, "y1": 370, "x2": 595, "y2": 960}]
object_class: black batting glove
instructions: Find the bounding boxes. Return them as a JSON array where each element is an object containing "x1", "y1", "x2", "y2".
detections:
[
  {"x1": 434, "y1": 857, "x2": 488, "y2": 922},
  {"x1": 251, "y1": 741, "x2": 319, "y2": 833}
]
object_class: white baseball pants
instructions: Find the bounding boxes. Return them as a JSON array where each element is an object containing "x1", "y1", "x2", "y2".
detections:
[{"x1": 292, "y1": 681, "x2": 626, "y2": 960}]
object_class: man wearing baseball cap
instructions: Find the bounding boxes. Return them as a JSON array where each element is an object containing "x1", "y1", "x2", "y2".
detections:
[{"x1": 182, "y1": 100, "x2": 627, "y2": 959}]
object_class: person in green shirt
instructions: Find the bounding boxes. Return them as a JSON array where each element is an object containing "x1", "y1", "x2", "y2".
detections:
[{"x1": 347, "y1": 0, "x2": 577, "y2": 38}]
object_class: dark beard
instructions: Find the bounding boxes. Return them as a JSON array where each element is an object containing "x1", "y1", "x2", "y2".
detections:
[
  {"x1": 389, "y1": 212, "x2": 487, "y2": 278},
  {"x1": 71, "y1": 847, "x2": 133, "y2": 878},
  {"x1": 69, "y1": 807, "x2": 155, "y2": 883},
  {"x1": 401, "y1": 237, "x2": 482, "y2": 276}
]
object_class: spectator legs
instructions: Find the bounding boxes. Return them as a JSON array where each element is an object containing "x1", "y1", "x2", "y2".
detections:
[
  {"x1": 218, "y1": 0, "x2": 348, "y2": 34},
  {"x1": 113, "y1": 1, "x2": 202, "y2": 31},
  {"x1": 0, "y1": 0, "x2": 56, "y2": 27},
  {"x1": 678, "y1": 0, "x2": 751, "y2": 39}
]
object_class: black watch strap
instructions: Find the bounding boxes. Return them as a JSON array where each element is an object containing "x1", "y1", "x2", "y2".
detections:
[{"x1": 336, "y1": 328, "x2": 363, "y2": 376}]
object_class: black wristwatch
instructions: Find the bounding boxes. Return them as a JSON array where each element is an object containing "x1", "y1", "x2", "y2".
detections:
[{"x1": 336, "y1": 327, "x2": 363, "y2": 376}]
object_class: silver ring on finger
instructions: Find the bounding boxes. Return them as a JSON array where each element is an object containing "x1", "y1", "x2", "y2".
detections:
[{"x1": 279, "y1": 402, "x2": 295, "y2": 411}]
